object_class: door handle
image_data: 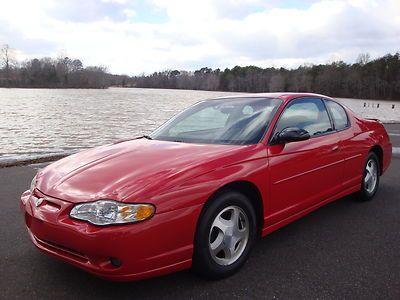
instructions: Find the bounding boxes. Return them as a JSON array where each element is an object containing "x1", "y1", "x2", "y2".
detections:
[{"x1": 331, "y1": 145, "x2": 339, "y2": 152}]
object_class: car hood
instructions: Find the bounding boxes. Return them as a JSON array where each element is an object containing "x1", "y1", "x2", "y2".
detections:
[{"x1": 36, "y1": 138, "x2": 243, "y2": 203}]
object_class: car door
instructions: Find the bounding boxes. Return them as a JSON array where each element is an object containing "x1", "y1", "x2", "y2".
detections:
[
  {"x1": 266, "y1": 97, "x2": 344, "y2": 226},
  {"x1": 324, "y1": 100, "x2": 364, "y2": 190}
]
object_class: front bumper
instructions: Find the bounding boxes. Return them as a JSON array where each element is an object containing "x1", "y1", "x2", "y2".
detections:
[{"x1": 20, "y1": 189, "x2": 202, "y2": 281}]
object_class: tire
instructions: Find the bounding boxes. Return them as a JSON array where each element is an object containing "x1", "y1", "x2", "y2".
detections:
[
  {"x1": 356, "y1": 152, "x2": 380, "y2": 201},
  {"x1": 193, "y1": 190, "x2": 257, "y2": 280}
]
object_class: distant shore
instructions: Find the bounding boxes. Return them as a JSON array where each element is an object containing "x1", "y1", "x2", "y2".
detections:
[{"x1": 2, "y1": 50, "x2": 400, "y2": 100}]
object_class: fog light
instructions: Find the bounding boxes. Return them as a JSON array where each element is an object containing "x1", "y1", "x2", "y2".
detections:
[{"x1": 110, "y1": 257, "x2": 122, "y2": 267}]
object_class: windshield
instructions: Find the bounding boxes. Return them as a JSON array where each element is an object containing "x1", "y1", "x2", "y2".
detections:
[{"x1": 150, "y1": 97, "x2": 282, "y2": 145}]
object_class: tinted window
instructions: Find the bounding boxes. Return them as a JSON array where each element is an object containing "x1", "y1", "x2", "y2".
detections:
[
  {"x1": 326, "y1": 100, "x2": 349, "y2": 130},
  {"x1": 151, "y1": 97, "x2": 282, "y2": 145},
  {"x1": 275, "y1": 98, "x2": 333, "y2": 136}
]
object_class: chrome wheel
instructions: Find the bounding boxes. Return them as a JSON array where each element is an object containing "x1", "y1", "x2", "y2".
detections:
[
  {"x1": 208, "y1": 205, "x2": 249, "y2": 266},
  {"x1": 364, "y1": 158, "x2": 378, "y2": 194}
]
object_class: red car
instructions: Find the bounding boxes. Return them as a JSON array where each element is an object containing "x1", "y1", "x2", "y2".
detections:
[{"x1": 21, "y1": 93, "x2": 392, "y2": 281}]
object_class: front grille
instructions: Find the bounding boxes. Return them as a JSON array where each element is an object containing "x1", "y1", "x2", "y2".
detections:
[{"x1": 33, "y1": 234, "x2": 89, "y2": 263}]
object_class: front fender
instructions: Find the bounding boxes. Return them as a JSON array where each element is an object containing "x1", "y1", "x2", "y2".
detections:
[{"x1": 150, "y1": 155, "x2": 269, "y2": 214}]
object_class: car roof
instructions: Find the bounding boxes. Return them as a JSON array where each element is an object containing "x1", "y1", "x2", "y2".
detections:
[{"x1": 213, "y1": 92, "x2": 335, "y2": 104}]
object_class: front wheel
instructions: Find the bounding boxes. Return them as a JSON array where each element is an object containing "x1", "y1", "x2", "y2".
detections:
[
  {"x1": 356, "y1": 152, "x2": 380, "y2": 201},
  {"x1": 193, "y1": 191, "x2": 257, "y2": 279}
]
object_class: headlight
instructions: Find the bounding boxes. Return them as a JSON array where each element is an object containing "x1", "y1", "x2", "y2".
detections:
[
  {"x1": 30, "y1": 175, "x2": 37, "y2": 193},
  {"x1": 70, "y1": 200, "x2": 155, "y2": 226}
]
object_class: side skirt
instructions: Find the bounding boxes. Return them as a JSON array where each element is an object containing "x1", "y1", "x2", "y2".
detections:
[{"x1": 261, "y1": 184, "x2": 360, "y2": 237}]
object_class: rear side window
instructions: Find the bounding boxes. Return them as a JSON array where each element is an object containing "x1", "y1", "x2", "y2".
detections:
[
  {"x1": 326, "y1": 100, "x2": 349, "y2": 130},
  {"x1": 274, "y1": 98, "x2": 333, "y2": 137}
]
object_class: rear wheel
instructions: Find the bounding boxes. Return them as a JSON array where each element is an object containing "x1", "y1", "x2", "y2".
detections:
[
  {"x1": 193, "y1": 191, "x2": 257, "y2": 279},
  {"x1": 356, "y1": 152, "x2": 380, "y2": 201}
]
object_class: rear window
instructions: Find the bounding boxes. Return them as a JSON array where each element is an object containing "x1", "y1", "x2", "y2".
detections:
[{"x1": 326, "y1": 100, "x2": 349, "y2": 130}]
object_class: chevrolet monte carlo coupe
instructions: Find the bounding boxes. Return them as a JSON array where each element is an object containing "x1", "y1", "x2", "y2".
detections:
[{"x1": 21, "y1": 93, "x2": 392, "y2": 281}]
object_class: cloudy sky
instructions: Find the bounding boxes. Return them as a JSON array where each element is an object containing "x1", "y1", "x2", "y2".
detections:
[{"x1": 0, "y1": 0, "x2": 399, "y2": 74}]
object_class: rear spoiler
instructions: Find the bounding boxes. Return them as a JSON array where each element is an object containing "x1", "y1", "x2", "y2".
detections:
[{"x1": 365, "y1": 118, "x2": 382, "y2": 123}]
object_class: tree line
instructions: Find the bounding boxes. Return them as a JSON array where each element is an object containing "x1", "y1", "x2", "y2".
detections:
[
  {"x1": 1, "y1": 43, "x2": 399, "y2": 99},
  {"x1": 0, "y1": 44, "x2": 129, "y2": 88},
  {"x1": 134, "y1": 52, "x2": 400, "y2": 100}
]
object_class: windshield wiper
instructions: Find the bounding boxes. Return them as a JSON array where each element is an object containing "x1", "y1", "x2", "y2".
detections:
[{"x1": 141, "y1": 135, "x2": 153, "y2": 140}]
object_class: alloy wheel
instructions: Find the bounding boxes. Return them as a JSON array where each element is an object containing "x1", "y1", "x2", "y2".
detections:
[
  {"x1": 208, "y1": 205, "x2": 249, "y2": 266},
  {"x1": 364, "y1": 158, "x2": 378, "y2": 194}
]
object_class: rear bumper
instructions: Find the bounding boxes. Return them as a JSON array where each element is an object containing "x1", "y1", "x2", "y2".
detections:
[{"x1": 20, "y1": 190, "x2": 202, "y2": 281}]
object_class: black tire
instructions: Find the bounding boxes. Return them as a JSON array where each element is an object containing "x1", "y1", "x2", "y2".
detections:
[
  {"x1": 356, "y1": 152, "x2": 380, "y2": 201},
  {"x1": 192, "y1": 190, "x2": 257, "y2": 280}
]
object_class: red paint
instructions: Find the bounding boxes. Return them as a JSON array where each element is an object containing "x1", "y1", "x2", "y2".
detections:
[{"x1": 20, "y1": 93, "x2": 392, "y2": 281}]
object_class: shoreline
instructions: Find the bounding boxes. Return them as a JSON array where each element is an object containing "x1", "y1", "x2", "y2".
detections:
[{"x1": 0, "y1": 154, "x2": 69, "y2": 169}]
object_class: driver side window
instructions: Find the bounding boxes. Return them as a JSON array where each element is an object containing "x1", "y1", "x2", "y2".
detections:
[{"x1": 275, "y1": 98, "x2": 333, "y2": 137}]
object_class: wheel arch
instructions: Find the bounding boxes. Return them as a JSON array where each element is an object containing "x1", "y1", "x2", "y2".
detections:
[
  {"x1": 201, "y1": 180, "x2": 264, "y2": 235},
  {"x1": 370, "y1": 145, "x2": 383, "y2": 175}
]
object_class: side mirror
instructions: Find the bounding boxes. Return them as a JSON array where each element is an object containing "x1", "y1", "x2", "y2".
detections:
[{"x1": 275, "y1": 127, "x2": 310, "y2": 144}]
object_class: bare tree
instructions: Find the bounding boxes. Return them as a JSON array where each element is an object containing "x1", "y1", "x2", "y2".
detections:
[
  {"x1": 357, "y1": 53, "x2": 371, "y2": 65},
  {"x1": 1, "y1": 44, "x2": 16, "y2": 86}
]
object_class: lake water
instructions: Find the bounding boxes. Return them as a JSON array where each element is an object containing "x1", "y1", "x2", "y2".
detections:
[{"x1": 1, "y1": 88, "x2": 399, "y2": 165}]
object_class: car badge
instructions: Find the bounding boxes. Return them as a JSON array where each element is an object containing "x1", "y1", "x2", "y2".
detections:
[{"x1": 33, "y1": 197, "x2": 45, "y2": 207}]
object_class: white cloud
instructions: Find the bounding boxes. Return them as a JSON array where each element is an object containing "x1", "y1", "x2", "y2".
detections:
[
  {"x1": 0, "y1": 0, "x2": 399, "y2": 74},
  {"x1": 122, "y1": 9, "x2": 136, "y2": 18},
  {"x1": 101, "y1": 0, "x2": 128, "y2": 4}
]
